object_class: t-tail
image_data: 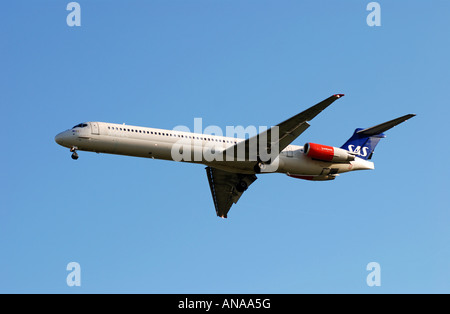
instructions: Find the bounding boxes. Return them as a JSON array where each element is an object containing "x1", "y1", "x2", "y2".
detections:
[{"x1": 341, "y1": 114, "x2": 416, "y2": 160}]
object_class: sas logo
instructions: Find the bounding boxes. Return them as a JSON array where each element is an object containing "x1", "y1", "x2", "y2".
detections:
[{"x1": 348, "y1": 145, "x2": 369, "y2": 157}]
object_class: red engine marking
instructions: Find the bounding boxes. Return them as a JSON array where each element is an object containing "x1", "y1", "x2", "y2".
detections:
[{"x1": 306, "y1": 143, "x2": 334, "y2": 161}]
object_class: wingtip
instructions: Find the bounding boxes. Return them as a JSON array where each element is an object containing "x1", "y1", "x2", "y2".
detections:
[
  {"x1": 402, "y1": 113, "x2": 416, "y2": 120},
  {"x1": 217, "y1": 212, "x2": 228, "y2": 219}
]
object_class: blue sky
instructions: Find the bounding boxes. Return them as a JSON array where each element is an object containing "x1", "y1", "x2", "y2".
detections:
[{"x1": 1, "y1": 0, "x2": 449, "y2": 293}]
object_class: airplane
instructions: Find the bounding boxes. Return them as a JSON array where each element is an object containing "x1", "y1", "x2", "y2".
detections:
[{"x1": 55, "y1": 94, "x2": 415, "y2": 218}]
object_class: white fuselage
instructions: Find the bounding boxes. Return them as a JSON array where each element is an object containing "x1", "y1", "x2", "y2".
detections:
[{"x1": 55, "y1": 121, "x2": 374, "y2": 178}]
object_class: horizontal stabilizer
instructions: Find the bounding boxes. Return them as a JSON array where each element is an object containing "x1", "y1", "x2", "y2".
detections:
[
  {"x1": 357, "y1": 114, "x2": 416, "y2": 136},
  {"x1": 341, "y1": 113, "x2": 415, "y2": 160}
]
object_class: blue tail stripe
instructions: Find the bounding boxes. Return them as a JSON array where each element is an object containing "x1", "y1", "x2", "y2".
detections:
[{"x1": 341, "y1": 128, "x2": 386, "y2": 160}]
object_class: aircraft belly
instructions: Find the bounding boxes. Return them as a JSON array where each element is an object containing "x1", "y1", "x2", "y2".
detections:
[
  {"x1": 204, "y1": 161, "x2": 256, "y2": 174},
  {"x1": 278, "y1": 154, "x2": 353, "y2": 176},
  {"x1": 112, "y1": 137, "x2": 173, "y2": 159}
]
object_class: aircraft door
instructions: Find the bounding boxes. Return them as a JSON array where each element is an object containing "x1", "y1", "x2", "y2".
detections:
[{"x1": 91, "y1": 122, "x2": 100, "y2": 135}]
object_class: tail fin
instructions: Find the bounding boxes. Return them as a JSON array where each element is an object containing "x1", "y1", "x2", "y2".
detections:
[{"x1": 341, "y1": 114, "x2": 415, "y2": 160}]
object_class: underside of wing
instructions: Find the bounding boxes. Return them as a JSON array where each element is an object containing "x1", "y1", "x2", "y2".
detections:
[{"x1": 205, "y1": 167, "x2": 257, "y2": 218}]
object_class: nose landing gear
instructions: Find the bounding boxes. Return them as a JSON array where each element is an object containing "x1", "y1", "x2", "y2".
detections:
[{"x1": 70, "y1": 146, "x2": 79, "y2": 160}]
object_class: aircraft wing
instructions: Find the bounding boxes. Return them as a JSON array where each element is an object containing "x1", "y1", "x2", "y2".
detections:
[
  {"x1": 223, "y1": 94, "x2": 344, "y2": 162},
  {"x1": 205, "y1": 167, "x2": 257, "y2": 218}
]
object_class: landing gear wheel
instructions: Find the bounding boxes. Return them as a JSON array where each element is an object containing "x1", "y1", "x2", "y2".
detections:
[
  {"x1": 236, "y1": 180, "x2": 248, "y2": 192},
  {"x1": 71, "y1": 152, "x2": 79, "y2": 160}
]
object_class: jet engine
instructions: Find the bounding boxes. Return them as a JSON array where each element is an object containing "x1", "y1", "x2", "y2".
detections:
[{"x1": 304, "y1": 142, "x2": 355, "y2": 162}]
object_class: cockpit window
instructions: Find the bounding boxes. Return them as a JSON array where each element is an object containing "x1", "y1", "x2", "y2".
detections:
[{"x1": 72, "y1": 123, "x2": 88, "y2": 129}]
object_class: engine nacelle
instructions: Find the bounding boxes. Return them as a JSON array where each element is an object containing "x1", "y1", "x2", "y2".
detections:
[{"x1": 304, "y1": 142, "x2": 355, "y2": 162}]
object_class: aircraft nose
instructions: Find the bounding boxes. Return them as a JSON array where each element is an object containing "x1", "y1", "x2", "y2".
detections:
[{"x1": 55, "y1": 132, "x2": 66, "y2": 145}]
